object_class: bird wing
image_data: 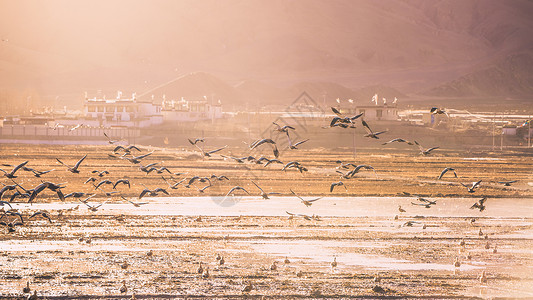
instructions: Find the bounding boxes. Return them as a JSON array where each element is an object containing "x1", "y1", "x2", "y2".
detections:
[
  {"x1": 290, "y1": 189, "x2": 304, "y2": 201},
  {"x1": 293, "y1": 139, "x2": 309, "y2": 147},
  {"x1": 11, "y1": 161, "x2": 29, "y2": 175},
  {"x1": 251, "y1": 181, "x2": 264, "y2": 193},
  {"x1": 226, "y1": 186, "x2": 249, "y2": 196},
  {"x1": 0, "y1": 200, "x2": 12, "y2": 209},
  {"x1": 472, "y1": 180, "x2": 482, "y2": 189},
  {"x1": 134, "y1": 152, "x2": 153, "y2": 160},
  {"x1": 113, "y1": 145, "x2": 125, "y2": 152},
  {"x1": 207, "y1": 146, "x2": 227, "y2": 154},
  {"x1": 426, "y1": 147, "x2": 439, "y2": 153},
  {"x1": 414, "y1": 141, "x2": 424, "y2": 152},
  {"x1": 138, "y1": 189, "x2": 150, "y2": 199},
  {"x1": 55, "y1": 158, "x2": 68, "y2": 167},
  {"x1": 307, "y1": 198, "x2": 322, "y2": 203},
  {"x1": 330, "y1": 117, "x2": 341, "y2": 127},
  {"x1": 361, "y1": 120, "x2": 373, "y2": 134},
  {"x1": 438, "y1": 168, "x2": 448, "y2": 179},
  {"x1": 331, "y1": 107, "x2": 342, "y2": 116},
  {"x1": 73, "y1": 155, "x2": 88, "y2": 170},
  {"x1": 350, "y1": 113, "x2": 364, "y2": 121},
  {"x1": 272, "y1": 146, "x2": 279, "y2": 158},
  {"x1": 154, "y1": 188, "x2": 169, "y2": 195},
  {"x1": 470, "y1": 202, "x2": 480, "y2": 210},
  {"x1": 127, "y1": 145, "x2": 141, "y2": 152}
]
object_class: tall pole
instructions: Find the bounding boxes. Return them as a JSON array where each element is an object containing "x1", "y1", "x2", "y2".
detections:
[
  {"x1": 492, "y1": 112, "x2": 495, "y2": 151},
  {"x1": 527, "y1": 115, "x2": 531, "y2": 148},
  {"x1": 500, "y1": 114, "x2": 503, "y2": 151}
]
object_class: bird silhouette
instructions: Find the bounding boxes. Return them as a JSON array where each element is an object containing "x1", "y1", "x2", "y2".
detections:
[
  {"x1": 461, "y1": 180, "x2": 482, "y2": 193},
  {"x1": 330, "y1": 181, "x2": 347, "y2": 192},
  {"x1": 0, "y1": 161, "x2": 29, "y2": 178},
  {"x1": 470, "y1": 197, "x2": 487, "y2": 212},
  {"x1": 56, "y1": 155, "x2": 87, "y2": 173},
  {"x1": 362, "y1": 120, "x2": 387, "y2": 139},
  {"x1": 438, "y1": 167, "x2": 457, "y2": 180},
  {"x1": 290, "y1": 189, "x2": 322, "y2": 207}
]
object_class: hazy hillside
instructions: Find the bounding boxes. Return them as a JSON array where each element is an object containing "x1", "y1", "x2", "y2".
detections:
[
  {"x1": 424, "y1": 52, "x2": 533, "y2": 97},
  {"x1": 1, "y1": 0, "x2": 532, "y2": 106}
]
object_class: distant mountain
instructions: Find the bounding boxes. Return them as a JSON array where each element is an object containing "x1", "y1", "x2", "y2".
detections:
[
  {"x1": 423, "y1": 52, "x2": 533, "y2": 97},
  {"x1": 234, "y1": 80, "x2": 285, "y2": 105},
  {"x1": 138, "y1": 72, "x2": 242, "y2": 104},
  {"x1": 1, "y1": 0, "x2": 533, "y2": 104},
  {"x1": 143, "y1": 72, "x2": 406, "y2": 109}
]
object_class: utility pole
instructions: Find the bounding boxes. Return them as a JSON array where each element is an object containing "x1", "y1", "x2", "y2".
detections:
[
  {"x1": 492, "y1": 112, "x2": 495, "y2": 151},
  {"x1": 352, "y1": 100, "x2": 356, "y2": 158},
  {"x1": 527, "y1": 115, "x2": 531, "y2": 148},
  {"x1": 500, "y1": 114, "x2": 503, "y2": 151}
]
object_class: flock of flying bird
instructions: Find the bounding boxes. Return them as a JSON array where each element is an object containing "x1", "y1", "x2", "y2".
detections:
[
  {"x1": 0, "y1": 106, "x2": 516, "y2": 232},
  {"x1": 0, "y1": 105, "x2": 524, "y2": 297}
]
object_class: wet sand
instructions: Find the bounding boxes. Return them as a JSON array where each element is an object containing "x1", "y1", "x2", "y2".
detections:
[{"x1": 0, "y1": 144, "x2": 532, "y2": 298}]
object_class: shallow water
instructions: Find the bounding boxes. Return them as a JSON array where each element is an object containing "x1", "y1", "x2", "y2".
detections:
[
  {"x1": 241, "y1": 239, "x2": 481, "y2": 271},
  {"x1": 14, "y1": 196, "x2": 533, "y2": 218}
]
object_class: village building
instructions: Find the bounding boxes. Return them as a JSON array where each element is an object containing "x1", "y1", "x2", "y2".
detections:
[
  {"x1": 80, "y1": 92, "x2": 163, "y2": 127},
  {"x1": 161, "y1": 96, "x2": 223, "y2": 122}
]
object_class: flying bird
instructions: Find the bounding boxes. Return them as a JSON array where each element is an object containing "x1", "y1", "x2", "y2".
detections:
[
  {"x1": 64, "y1": 192, "x2": 92, "y2": 199},
  {"x1": 0, "y1": 161, "x2": 29, "y2": 178},
  {"x1": 286, "y1": 133, "x2": 309, "y2": 150},
  {"x1": 121, "y1": 196, "x2": 148, "y2": 207},
  {"x1": 94, "y1": 179, "x2": 113, "y2": 190},
  {"x1": 188, "y1": 138, "x2": 205, "y2": 145},
  {"x1": 120, "y1": 152, "x2": 153, "y2": 164},
  {"x1": 30, "y1": 211, "x2": 53, "y2": 223},
  {"x1": 461, "y1": 180, "x2": 482, "y2": 193},
  {"x1": 430, "y1": 107, "x2": 449, "y2": 117},
  {"x1": 382, "y1": 138, "x2": 414, "y2": 145},
  {"x1": 330, "y1": 181, "x2": 347, "y2": 192},
  {"x1": 250, "y1": 138, "x2": 279, "y2": 158},
  {"x1": 0, "y1": 219, "x2": 24, "y2": 233},
  {"x1": 414, "y1": 141, "x2": 439, "y2": 155},
  {"x1": 195, "y1": 145, "x2": 227, "y2": 157},
  {"x1": 290, "y1": 189, "x2": 322, "y2": 207},
  {"x1": 251, "y1": 181, "x2": 281, "y2": 199},
  {"x1": 438, "y1": 167, "x2": 457, "y2": 180},
  {"x1": 272, "y1": 122, "x2": 295, "y2": 133},
  {"x1": 91, "y1": 170, "x2": 109, "y2": 177},
  {"x1": 104, "y1": 133, "x2": 121, "y2": 144},
  {"x1": 113, "y1": 179, "x2": 131, "y2": 189},
  {"x1": 411, "y1": 196, "x2": 437, "y2": 208},
  {"x1": 0, "y1": 185, "x2": 17, "y2": 201},
  {"x1": 113, "y1": 145, "x2": 141, "y2": 153},
  {"x1": 470, "y1": 197, "x2": 487, "y2": 212},
  {"x1": 225, "y1": 186, "x2": 250, "y2": 197},
  {"x1": 362, "y1": 120, "x2": 387, "y2": 139},
  {"x1": 161, "y1": 176, "x2": 186, "y2": 189},
  {"x1": 29, "y1": 182, "x2": 65, "y2": 203},
  {"x1": 56, "y1": 155, "x2": 87, "y2": 173},
  {"x1": 80, "y1": 200, "x2": 105, "y2": 212},
  {"x1": 138, "y1": 187, "x2": 169, "y2": 199},
  {"x1": 497, "y1": 180, "x2": 517, "y2": 186}
]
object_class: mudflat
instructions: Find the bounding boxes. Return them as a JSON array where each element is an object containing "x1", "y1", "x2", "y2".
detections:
[{"x1": 0, "y1": 144, "x2": 532, "y2": 298}]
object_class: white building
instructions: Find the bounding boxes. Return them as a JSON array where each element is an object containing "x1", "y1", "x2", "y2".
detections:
[
  {"x1": 82, "y1": 92, "x2": 163, "y2": 127},
  {"x1": 161, "y1": 96, "x2": 223, "y2": 122}
]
